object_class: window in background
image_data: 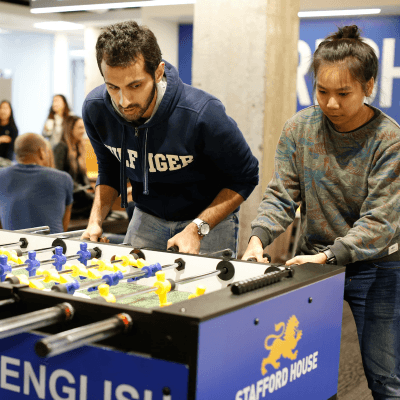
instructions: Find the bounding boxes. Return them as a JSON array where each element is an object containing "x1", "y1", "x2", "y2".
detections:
[{"x1": 71, "y1": 58, "x2": 85, "y2": 116}]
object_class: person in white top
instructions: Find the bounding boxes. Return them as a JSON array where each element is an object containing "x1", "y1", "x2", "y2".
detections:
[{"x1": 42, "y1": 94, "x2": 72, "y2": 148}]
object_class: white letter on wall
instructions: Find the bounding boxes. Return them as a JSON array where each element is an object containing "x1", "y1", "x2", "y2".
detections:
[
  {"x1": 363, "y1": 38, "x2": 380, "y2": 103},
  {"x1": 297, "y1": 40, "x2": 312, "y2": 106},
  {"x1": 381, "y1": 38, "x2": 400, "y2": 108}
]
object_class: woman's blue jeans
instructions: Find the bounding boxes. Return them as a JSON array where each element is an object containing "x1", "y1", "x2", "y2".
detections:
[
  {"x1": 124, "y1": 207, "x2": 239, "y2": 258},
  {"x1": 344, "y1": 261, "x2": 400, "y2": 400}
]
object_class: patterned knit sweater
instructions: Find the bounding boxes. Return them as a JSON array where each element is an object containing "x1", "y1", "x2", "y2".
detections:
[{"x1": 251, "y1": 105, "x2": 400, "y2": 265}]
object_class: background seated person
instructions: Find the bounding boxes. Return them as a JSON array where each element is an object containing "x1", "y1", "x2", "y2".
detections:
[
  {"x1": 0, "y1": 100, "x2": 18, "y2": 162},
  {"x1": 0, "y1": 133, "x2": 73, "y2": 233},
  {"x1": 53, "y1": 116, "x2": 93, "y2": 219}
]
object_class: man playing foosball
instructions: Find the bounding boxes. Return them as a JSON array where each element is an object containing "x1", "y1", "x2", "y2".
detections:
[{"x1": 81, "y1": 21, "x2": 258, "y2": 256}]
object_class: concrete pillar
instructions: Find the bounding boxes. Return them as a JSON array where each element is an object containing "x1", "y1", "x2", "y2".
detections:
[
  {"x1": 84, "y1": 27, "x2": 103, "y2": 96},
  {"x1": 53, "y1": 33, "x2": 71, "y2": 101},
  {"x1": 141, "y1": 7, "x2": 179, "y2": 67},
  {"x1": 192, "y1": 0, "x2": 300, "y2": 256}
]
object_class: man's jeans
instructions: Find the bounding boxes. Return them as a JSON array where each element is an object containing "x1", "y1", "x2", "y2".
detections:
[
  {"x1": 124, "y1": 207, "x2": 239, "y2": 258},
  {"x1": 344, "y1": 261, "x2": 400, "y2": 400}
]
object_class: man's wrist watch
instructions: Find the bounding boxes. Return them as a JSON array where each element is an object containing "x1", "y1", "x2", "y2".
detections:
[
  {"x1": 192, "y1": 218, "x2": 210, "y2": 237},
  {"x1": 320, "y1": 248, "x2": 337, "y2": 265}
]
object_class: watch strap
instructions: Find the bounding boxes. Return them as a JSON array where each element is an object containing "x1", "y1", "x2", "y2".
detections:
[
  {"x1": 321, "y1": 248, "x2": 337, "y2": 265},
  {"x1": 192, "y1": 218, "x2": 210, "y2": 237},
  {"x1": 193, "y1": 218, "x2": 203, "y2": 227}
]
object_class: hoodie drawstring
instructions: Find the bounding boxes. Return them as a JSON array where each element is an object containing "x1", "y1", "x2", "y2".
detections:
[
  {"x1": 120, "y1": 126, "x2": 128, "y2": 208},
  {"x1": 143, "y1": 128, "x2": 149, "y2": 195}
]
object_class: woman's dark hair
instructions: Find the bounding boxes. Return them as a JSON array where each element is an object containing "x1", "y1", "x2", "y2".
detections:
[
  {"x1": 47, "y1": 94, "x2": 70, "y2": 120},
  {"x1": 96, "y1": 20, "x2": 162, "y2": 78},
  {"x1": 61, "y1": 115, "x2": 86, "y2": 177},
  {"x1": 0, "y1": 100, "x2": 18, "y2": 132},
  {"x1": 311, "y1": 25, "x2": 378, "y2": 95}
]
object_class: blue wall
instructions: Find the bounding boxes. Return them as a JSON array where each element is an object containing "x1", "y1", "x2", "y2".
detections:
[
  {"x1": 298, "y1": 16, "x2": 400, "y2": 122},
  {"x1": 178, "y1": 24, "x2": 193, "y2": 86},
  {"x1": 178, "y1": 17, "x2": 400, "y2": 123},
  {"x1": 0, "y1": 31, "x2": 54, "y2": 136}
]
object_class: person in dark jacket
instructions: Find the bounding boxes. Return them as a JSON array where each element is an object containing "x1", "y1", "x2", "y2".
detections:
[
  {"x1": 81, "y1": 20, "x2": 259, "y2": 256},
  {"x1": 0, "y1": 100, "x2": 18, "y2": 161}
]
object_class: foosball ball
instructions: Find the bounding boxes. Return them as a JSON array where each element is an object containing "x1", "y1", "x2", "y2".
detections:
[{"x1": 0, "y1": 227, "x2": 345, "y2": 400}]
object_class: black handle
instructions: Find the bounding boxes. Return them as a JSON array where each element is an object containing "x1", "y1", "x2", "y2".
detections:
[
  {"x1": 231, "y1": 267, "x2": 294, "y2": 295},
  {"x1": 246, "y1": 252, "x2": 272, "y2": 263},
  {"x1": 167, "y1": 245, "x2": 179, "y2": 253}
]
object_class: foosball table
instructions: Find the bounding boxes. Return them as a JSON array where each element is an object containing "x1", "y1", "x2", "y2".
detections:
[{"x1": 0, "y1": 227, "x2": 345, "y2": 400}]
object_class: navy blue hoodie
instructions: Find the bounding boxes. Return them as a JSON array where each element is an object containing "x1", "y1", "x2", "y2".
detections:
[{"x1": 82, "y1": 61, "x2": 259, "y2": 221}]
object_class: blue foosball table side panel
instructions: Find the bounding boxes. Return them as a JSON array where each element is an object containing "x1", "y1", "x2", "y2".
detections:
[
  {"x1": 196, "y1": 272, "x2": 345, "y2": 400},
  {"x1": 0, "y1": 332, "x2": 189, "y2": 400}
]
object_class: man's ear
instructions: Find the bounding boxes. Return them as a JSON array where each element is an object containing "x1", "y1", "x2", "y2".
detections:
[
  {"x1": 38, "y1": 147, "x2": 47, "y2": 164},
  {"x1": 155, "y1": 62, "x2": 165, "y2": 83}
]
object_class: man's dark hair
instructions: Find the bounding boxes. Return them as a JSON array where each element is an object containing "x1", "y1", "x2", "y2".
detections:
[{"x1": 96, "y1": 20, "x2": 162, "y2": 77}]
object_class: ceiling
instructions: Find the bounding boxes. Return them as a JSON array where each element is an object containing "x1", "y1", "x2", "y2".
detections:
[
  {"x1": 2, "y1": 0, "x2": 399, "y2": 12},
  {"x1": 0, "y1": 0, "x2": 399, "y2": 39},
  {"x1": 2, "y1": 0, "x2": 28, "y2": 6}
]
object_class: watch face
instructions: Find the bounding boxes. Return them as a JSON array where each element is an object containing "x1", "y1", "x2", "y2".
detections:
[{"x1": 200, "y1": 223, "x2": 210, "y2": 235}]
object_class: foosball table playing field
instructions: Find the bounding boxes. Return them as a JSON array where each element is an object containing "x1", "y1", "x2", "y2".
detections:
[{"x1": 0, "y1": 227, "x2": 345, "y2": 400}]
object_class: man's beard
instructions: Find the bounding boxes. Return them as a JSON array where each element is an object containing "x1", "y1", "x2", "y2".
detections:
[{"x1": 119, "y1": 80, "x2": 157, "y2": 122}]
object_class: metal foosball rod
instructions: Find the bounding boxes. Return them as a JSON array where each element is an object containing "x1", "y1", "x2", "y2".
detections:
[
  {"x1": 0, "y1": 239, "x2": 67, "y2": 268},
  {"x1": 0, "y1": 237, "x2": 29, "y2": 249},
  {"x1": 21, "y1": 255, "x2": 135, "y2": 284},
  {"x1": 0, "y1": 226, "x2": 50, "y2": 252},
  {"x1": 100, "y1": 260, "x2": 234, "y2": 305},
  {"x1": 0, "y1": 243, "x2": 102, "y2": 284},
  {"x1": 0, "y1": 297, "x2": 18, "y2": 307},
  {"x1": 47, "y1": 229, "x2": 86, "y2": 238},
  {"x1": 14, "y1": 226, "x2": 51, "y2": 235},
  {"x1": 49, "y1": 257, "x2": 185, "y2": 295},
  {"x1": 0, "y1": 302, "x2": 74, "y2": 340},
  {"x1": 4, "y1": 257, "x2": 116, "y2": 290},
  {"x1": 35, "y1": 313, "x2": 132, "y2": 358},
  {"x1": 11, "y1": 243, "x2": 102, "y2": 272},
  {"x1": 167, "y1": 245, "x2": 233, "y2": 259},
  {"x1": 44, "y1": 257, "x2": 125, "y2": 279},
  {"x1": 15, "y1": 238, "x2": 67, "y2": 257}
]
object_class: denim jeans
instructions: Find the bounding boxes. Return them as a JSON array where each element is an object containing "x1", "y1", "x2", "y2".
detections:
[
  {"x1": 344, "y1": 261, "x2": 400, "y2": 400},
  {"x1": 124, "y1": 207, "x2": 239, "y2": 258}
]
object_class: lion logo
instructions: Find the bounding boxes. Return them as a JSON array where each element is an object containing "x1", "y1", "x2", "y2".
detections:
[{"x1": 261, "y1": 315, "x2": 302, "y2": 375}]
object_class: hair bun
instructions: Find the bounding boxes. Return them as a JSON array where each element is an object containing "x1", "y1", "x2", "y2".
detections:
[{"x1": 335, "y1": 25, "x2": 361, "y2": 40}]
